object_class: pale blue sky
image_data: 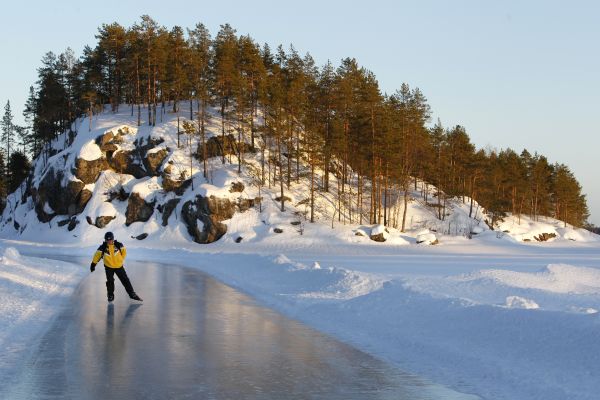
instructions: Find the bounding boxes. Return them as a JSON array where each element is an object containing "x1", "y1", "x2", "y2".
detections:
[{"x1": 1, "y1": 0, "x2": 598, "y2": 224}]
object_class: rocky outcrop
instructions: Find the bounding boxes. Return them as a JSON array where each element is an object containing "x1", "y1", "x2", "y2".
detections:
[
  {"x1": 95, "y1": 215, "x2": 115, "y2": 228},
  {"x1": 230, "y1": 181, "x2": 244, "y2": 193},
  {"x1": 369, "y1": 225, "x2": 389, "y2": 242},
  {"x1": 196, "y1": 135, "x2": 235, "y2": 161},
  {"x1": 95, "y1": 127, "x2": 128, "y2": 148},
  {"x1": 107, "y1": 150, "x2": 135, "y2": 175},
  {"x1": 102, "y1": 133, "x2": 166, "y2": 178},
  {"x1": 196, "y1": 134, "x2": 253, "y2": 161},
  {"x1": 181, "y1": 195, "x2": 255, "y2": 244},
  {"x1": 15, "y1": 122, "x2": 259, "y2": 245},
  {"x1": 238, "y1": 197, "x2": 258, "y2": 212},
  {"x1": 73, "y1": 158, "x2": 110, "y2": 184},
  {"x1": 158, "y1": 198, "x2": 181, "y2": 226},
  {"x1": 33, "y1": 168, "x2": 91, "y2": 222},
  {"x1": 161, "y1": 164, "x2": 186, "y2": 193},
  {"x1": 145, "y1": 149, "x2": 168, "y2": 176},
  {"x1": 125, "y1": 193, "x2": 155, "y2": 226},
  {"x1": 534, "y1": 232, "x2": 557, "y2": 242},
  {"x1": 370, "y1": 232, "x2": 386, "y2": 242}
]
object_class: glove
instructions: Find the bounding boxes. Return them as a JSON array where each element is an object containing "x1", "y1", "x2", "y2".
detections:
[{"x1": 90, "y1": 262, "x2": 96, "y2": 272}]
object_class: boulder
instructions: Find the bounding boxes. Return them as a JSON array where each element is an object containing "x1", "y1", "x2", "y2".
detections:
[
  {"x1": 230, "y1": 181, "x2": 245, "y2": 193},
  {"x1": 125, "y1": 193, "x2": 155, "y2": 226},
  {"x1": 370, "y1": 224, "x2": 388, "y2": 242},
  {"x1": 158, "y1": 198, "x2": 181, "y2": 226},
  {"x1": 95, "y1": 215, "x2": 115, "y2": 228},
  {"x1": 67, "y1": 217, "x2": 79, "y2": 231},
  {"x1": 107, "y1": 187, "x2": 129, "y2": 202},
  {"x1": 73, "y1": 157, "x2": 110, "y2": 184},
  {"x1": 196, "y1": 135, "x2": 236, "y2": 161},
  {"x1": 161, "y1": 165, "x2": 186, "y2": 193},
  {"x1": 33, "y1": 168, "x2": 91, "y2": 221},
  {"x1": 416, "y1": 231, "x2": 438, "y2": 245},
  {"x1": 145, "y1": 148, "x2": 168, "y2": 176},
  {"x1": 95, "y1": 131, "x2": 116, "y2": 149},
  {"x1": 370, "y1": 233, "x2": 386, "y2": 242},
  {"x1": 181, "y1": 195, "x2": 245, "y2": 244},
  {"x1": 57, "y1": 218, "x2": 70, "y2": 227},
  {"x1": 107, "y1": 150, "x2": 133, "y2": 175},
  {"x1": 534, "y1": 232, "x2": 557, "y2": 242},
  {"x1": 72, "y1": 188, "x2": 93, "y2": 215},
  {"x1": 195, "y1": 134, "x2": 252, "y2": 161},
  {"x1": 237, "y1": 197, "x2": 258, "y2": 212}
]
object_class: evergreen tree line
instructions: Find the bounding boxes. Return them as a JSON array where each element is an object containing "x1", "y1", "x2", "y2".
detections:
[
  {"x1": 12, "y1": 16, "x2": 589, "y2": 228},
  {"x1": 0, "y1": 100, "x2": 32, "y2": 208}
]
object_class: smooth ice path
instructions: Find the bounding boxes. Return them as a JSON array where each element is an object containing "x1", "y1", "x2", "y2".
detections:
[{"x1": 4, "y1": 260, "x2": 478, "y2": 400}]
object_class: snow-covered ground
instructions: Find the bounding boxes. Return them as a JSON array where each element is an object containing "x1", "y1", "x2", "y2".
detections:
[
  {"x1": 3, "y1": 228, "x2": 600, "y2": 400},
  {"x1": 2, "y1": 104, "x2": 600, "y2": 399}
]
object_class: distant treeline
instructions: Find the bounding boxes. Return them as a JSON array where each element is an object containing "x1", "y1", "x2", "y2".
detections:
[{"x1": 1, "y1": 16, "x2": 588, "y2": 227}]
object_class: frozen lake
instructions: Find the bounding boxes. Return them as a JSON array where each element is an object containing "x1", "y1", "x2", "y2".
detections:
[{"x1": 3, "y1": 259, "x2": 478, "y2": 399}]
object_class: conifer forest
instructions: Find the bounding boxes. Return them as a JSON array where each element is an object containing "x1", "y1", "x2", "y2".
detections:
[{"x1": 0, "y1": 16, "x2": 589, "y2": 228}]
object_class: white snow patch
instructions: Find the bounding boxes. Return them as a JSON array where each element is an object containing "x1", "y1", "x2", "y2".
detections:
[
  {"x1": 505, "y1": 295, "x2": 540, "y2": 309},
  {"x1": 78, "y1": 140, "x2": 103, "y2": 161}
]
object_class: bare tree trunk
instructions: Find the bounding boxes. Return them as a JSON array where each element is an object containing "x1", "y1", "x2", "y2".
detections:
[
  {"x1": 310, "y1": 163, "x2": 315, "y2": 223},
  {"x1": 337, "y1": 174, "x2": 342, "y2": 223},
  {"x1": 384, "y1": 162, "x2": 389, "y2": 226},
  {"x1": 221, "y1": 99, "x2": 226, "y2": 164},
  {"x1": 136, "y1": 58, "x2": 141, "y2": 127},
  {"x1": 469, "y1": 176, "x2": 476, "y2": 218},
  {"x1": 278, "y1": 134, "x2": 285, "y2": 212},
  {"x1": 286, "y1": 119, "x2": 292, "y2": 189},
  {"x1": 147, "y1": 59, "x2": 152, "y2": 126},
  {"x1": 401, "y1": 185, "x2": 409, "y2": 232},
  {"x1": 152, "y1": 66, "x2": 157, "y2": 126},
  {"x1": 295, "y1": 125, "x2": 300, "y2": 183},
  {"x1": 237, "y1": 111, "x2": 243, "y2": 174}
]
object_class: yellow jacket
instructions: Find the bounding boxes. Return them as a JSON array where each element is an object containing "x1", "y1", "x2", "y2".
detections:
[{"x1": 92, "y1": 241, "x2": 127, "y2": 269}]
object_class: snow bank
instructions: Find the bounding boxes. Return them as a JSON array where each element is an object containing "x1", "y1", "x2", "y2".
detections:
[{"x1": 0, "y1": 247, "x2": 86, "y2": 387}]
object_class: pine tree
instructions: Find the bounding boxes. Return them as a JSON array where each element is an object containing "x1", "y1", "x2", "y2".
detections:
[
  {"x1": 96, "y1": 23, "x2": 128, "y2": 112},
  {"x1": 0, "y1": 153, "x2": 6, "y2": 209},
  {"x1": 318, "y1": 61, "x2": 336, "y2": 193},
  {"x1": 237, "y1": 35, "x2": 266, "y2": 150},
  {"x1": 302, "y1": 55, "x2": 325, "y2": 222},
  {"x1": 214, "y1": 24, "x2": 239, "y2": 163},
  {"x1": 529, "y1": 154, "x2": 553, "y2": 221},
  {"x1": 265, "y1": 59, "x2": 287, "y2": 211},
  {"x1": 551, "y1": 163, "x2": 588, "y2": 227},
  {"x1": 1, "y1": 101, "x2": 14, "y2": 172},
  {"x1": 8, "y1": 150, "x2": 31, "y2": 194},
  {"x1": 188, "y1": 23, "x2": 213, "y2": 179}
]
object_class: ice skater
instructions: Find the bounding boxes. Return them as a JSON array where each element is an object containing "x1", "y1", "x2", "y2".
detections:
[{"x1": 90, "y1": 232, "x2": 142, "y2": 302}]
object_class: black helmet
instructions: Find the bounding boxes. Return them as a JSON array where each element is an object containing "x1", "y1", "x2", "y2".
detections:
[{"x1": 104, "y1": 231, "x2": 115, "y2": 241}]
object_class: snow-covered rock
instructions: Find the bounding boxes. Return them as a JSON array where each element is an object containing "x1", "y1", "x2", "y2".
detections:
[{"x1": 416, "y1": 229, "x2": 438, "y2": 245}]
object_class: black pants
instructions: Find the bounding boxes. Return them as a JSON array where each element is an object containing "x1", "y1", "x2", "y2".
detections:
[{"x1": 105, "y1": 266, "x2": 135, "y2": 297}]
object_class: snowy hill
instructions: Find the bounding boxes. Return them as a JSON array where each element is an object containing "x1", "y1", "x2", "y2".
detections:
[{"x1": 0, "y1": 102, "x2": 596, "y2": 249}]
